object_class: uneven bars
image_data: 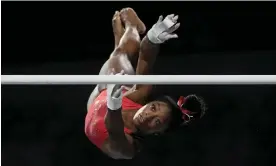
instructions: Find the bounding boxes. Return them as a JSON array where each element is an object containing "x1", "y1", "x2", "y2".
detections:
[{"x1": 1, "y1": 75, "x2": 276, "y2": 85}]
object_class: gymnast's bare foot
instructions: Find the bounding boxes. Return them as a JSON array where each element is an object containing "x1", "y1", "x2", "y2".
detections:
[
  {"x1": 120, "y1": 7, "x2": 146, "y2": 34},
  {"x1": 112, "y1": 11, "x2": 125, "y2": 47}
]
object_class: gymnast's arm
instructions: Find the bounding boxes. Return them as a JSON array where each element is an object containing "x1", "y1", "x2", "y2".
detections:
[
  {"x1": 103, "y1": 107, "x2": 137, "y2": 159},
  {"x1": 127, "y1": 14, "x2": 180, "y2": 103},
  {"x1": 102, "y1": 75, "x2": 138, "y2": 159},
  {"x1": 137, "y1": 36, "x2": 160, "y2": 76},
  {"x1": 125, "y1": 36, "x2": 159, "y2": 103}
]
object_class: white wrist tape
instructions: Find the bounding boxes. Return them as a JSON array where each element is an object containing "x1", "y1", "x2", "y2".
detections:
[
  {"x1": 147, "y1": 27, "x2": 163, "y2": 44},
  {"x1": 107, "y1": 95, "x2": 122, "y2": 110},
  {"x1": 106, "y1": 84, "x2": 123, "y2": 110},
  {"x1": 147, "y1": 16, "x2": 175, "y2": 44}
]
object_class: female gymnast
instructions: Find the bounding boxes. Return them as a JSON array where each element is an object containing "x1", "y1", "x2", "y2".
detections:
[{"x1": 85, "y1": 8, "x2": 207, "y2": 159}]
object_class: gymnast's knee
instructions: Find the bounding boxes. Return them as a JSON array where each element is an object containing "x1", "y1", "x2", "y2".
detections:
[
  {"x1": 114, "y1": 37, "x2": 140, "y2": 56},
  {"x1": 109, "y1": 47, "x2": 139, "y2": 61}
]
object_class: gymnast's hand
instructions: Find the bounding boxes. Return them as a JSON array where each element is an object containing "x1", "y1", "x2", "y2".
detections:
[
  {"x1": 106, "y1": 69, "x2": 125, "y2": 110},
  {"x1": 147, "y1": 14, "x2": 180, "y2": 44}
]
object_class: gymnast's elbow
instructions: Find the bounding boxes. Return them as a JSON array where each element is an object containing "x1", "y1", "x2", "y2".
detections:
[
  {"x1": 104, "y1": 142, "x2": 135, "y2": 160},
  {"x1": 108, "y1": 152, "x2": 134, "y2": 160}
]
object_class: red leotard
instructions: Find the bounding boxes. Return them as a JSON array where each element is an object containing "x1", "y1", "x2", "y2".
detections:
[{"x1": 85, "y1": 88, "x2": 143, "y2": 149}]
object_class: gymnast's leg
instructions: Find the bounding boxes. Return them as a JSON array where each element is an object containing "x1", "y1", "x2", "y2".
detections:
[{"x1": 87, "y1": 8, "x2": 146, "y2": 110}]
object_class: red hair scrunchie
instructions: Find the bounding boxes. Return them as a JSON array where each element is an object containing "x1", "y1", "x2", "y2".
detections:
[{"x1": 177, "y1": 96, "x2": 196, "y2": 123}]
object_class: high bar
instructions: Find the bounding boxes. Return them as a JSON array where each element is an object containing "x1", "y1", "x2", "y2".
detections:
[{"x1": 1, "y1": 75, "x2": 276, "y2": 85}]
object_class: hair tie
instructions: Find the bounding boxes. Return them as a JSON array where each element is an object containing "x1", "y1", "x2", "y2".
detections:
[{"x1": 177, "y1": 96, "x2": 194, "y2": 122}]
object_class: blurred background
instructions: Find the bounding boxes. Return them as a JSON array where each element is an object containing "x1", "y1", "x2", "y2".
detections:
[{"x1": 1, "y1": 1, "x2": 276, "y2": 166}]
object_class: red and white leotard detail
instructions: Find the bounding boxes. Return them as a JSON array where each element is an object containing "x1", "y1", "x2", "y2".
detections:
[{"x1": 85, "y1": 88, "x2": 143, "y2": 149}]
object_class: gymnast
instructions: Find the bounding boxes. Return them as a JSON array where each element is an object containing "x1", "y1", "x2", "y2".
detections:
[{"x1": 85, "y1": 8, "x2": 207, "y2": 159}]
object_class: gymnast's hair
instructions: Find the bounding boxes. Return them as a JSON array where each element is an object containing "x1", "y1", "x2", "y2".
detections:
[{"x1": 156, "y1": 94, "x2": 207, "y2": 132}]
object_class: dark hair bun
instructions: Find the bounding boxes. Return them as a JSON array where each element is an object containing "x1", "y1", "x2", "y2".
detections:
[{"x1": 183, "y1": 94, "x2": 207, "y2": 118}]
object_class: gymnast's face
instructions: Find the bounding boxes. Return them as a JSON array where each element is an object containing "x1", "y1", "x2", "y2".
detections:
[{"x1": 133, "y1": 101, "x2": 172, "y2": 135}]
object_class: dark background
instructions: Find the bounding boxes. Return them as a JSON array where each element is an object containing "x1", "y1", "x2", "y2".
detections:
[{"x1": 1, "y1": 1, "x2": 276, "y2": 166}]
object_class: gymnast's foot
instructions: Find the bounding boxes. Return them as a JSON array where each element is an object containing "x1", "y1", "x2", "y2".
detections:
[
  {"x1": 120, "y1": 7, "x2": 146, "y2": 34},
  {"x1": 112, "y1": 11, "x2": 125, "y2": 47}
]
